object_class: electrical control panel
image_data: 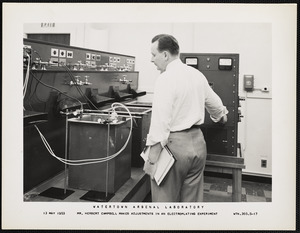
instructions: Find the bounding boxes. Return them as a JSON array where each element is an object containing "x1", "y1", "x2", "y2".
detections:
[
  {"x1": 23, "y1": 38, "x2": 144, "y2": 114},
  {"x1": 23, "y1": 38, "x2": 135, "y2": 72},
  {"x1": 180, "y1": 53, "x2": 240, "y2": 157}
]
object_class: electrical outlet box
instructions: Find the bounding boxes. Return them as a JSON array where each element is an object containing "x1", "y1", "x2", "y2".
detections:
[
  {"x1": 244, "y1": 75, "x2": 254, "y2": 91},
  {"x1": 261, "y1": 159, "x2": 267, "y2": 168}
]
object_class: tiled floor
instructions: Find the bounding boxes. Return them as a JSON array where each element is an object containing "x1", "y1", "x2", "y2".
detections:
[
  {"x1": 24, "y1": 168, "x2": 149, "y2": 202},
  {"x1": 24, "y1": 171, "x2": 272, "y2": 202},
  {"x1": 143, "y1": 176, "x2": 272, "y2": 202},
  {"x1": 203, "y1": 176, "x2": 272, "y2": 202}
]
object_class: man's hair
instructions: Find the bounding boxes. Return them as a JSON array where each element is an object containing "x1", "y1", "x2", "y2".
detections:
[{"x1": 152, "y1": 34, "x2": 179, "y2": 56}]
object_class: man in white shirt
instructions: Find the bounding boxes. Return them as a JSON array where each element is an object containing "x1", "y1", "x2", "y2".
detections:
[{"x1": 144, "y1": 34, "x2": 228, "y2": 202}]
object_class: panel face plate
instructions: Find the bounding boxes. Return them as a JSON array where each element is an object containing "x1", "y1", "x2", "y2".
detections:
[
  {"x1": 23, "y1": 38, "x2": 135, "y2": 71},
  {"x1": 180, "y1": 53, "x2": 239, "y2": 156}
]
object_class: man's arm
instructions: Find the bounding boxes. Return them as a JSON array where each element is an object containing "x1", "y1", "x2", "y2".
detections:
[
  {"x1": 204, "y1": 79, "x2": 228, "y2": 123},
  {"x1": 144, "y1": 75, "x2": 174, "y2": 179}
]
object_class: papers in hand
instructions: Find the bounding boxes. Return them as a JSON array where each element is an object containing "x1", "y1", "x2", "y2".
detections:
[{"x1": 140, "y1": 146, "x2": 176, "y2": 186}]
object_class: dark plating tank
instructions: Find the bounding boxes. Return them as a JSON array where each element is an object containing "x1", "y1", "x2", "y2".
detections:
[
  {"x1": 67, "y1": 114, "x2": 132, "y2": 193},
  {"x1": 101, "y1": 105, "x2": 152, "y2": 168}
]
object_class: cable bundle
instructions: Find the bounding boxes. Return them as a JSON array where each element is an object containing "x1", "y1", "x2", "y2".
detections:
[
  {"x1": 23, "y1": 53, "x2": 31, "y2": 99},
  {"x1": 34, "y1": 102, "x2": 133, "y2": 166}
]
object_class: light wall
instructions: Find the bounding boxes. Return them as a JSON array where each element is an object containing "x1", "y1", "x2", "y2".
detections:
[{"x1": 24, "y1": 22, "x2": 272, "y2": 176}]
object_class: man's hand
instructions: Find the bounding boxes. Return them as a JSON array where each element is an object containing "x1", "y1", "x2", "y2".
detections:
[
  {"x1": 219, "y1": 114, "x2": 228, "y2": 124},
  {"x1": 148, "y1": 143, "x2": 163, "y2": 163},
  {"x1": 143, "y1": 143, "x2": 163, "y2": 179},
  {"x1": 143, "y1": 161, "x2": 158, "y2": 180}
]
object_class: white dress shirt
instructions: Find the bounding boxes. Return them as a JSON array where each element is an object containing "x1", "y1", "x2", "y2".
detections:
[{"x1": 146, "y1": 58, "x2": 228, "y2": 147}]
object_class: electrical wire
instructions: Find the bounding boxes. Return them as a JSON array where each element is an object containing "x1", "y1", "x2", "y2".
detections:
[
  {"x1": 23, "y1": 53, "x2": 30, "y2": 98},
  {"x1": 28, "y1": 71, "x2": 47, "y2": 101},
  {"x1": 25, "y1": 59, "x2": 94, "y2": 111},
  {"x1": 29, "y1": 70, "x2": 83, "y2": 110},
  {"x1": 35, "y1": 103, "x2": 132, "y2": 165},
  {"x1": 23, "y1": 51, "x2": 46, "y2": 110},
  {"x1": 34, "y1": 102, "x2": 133, "y2": 165},
  {"x1": 62, "y1": 65, "x2": 99, "y2": 110},
  {"x1": 25, "y1": 59, "x2": 106, "y2": 111},
  {"x1": 242, "y1": 92, "x2": 248, "y2": 152},
  {"x1": 25, "y1": 51, "x2": 92, "y2": 109},
  {"x1": 24, "y1": 71, "x2": 51, "y2": 112}
]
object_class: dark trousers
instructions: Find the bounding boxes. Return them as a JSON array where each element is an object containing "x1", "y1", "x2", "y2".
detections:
[{"x1": 151, "y1": 127, "x2": 207, "y2": 202}]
